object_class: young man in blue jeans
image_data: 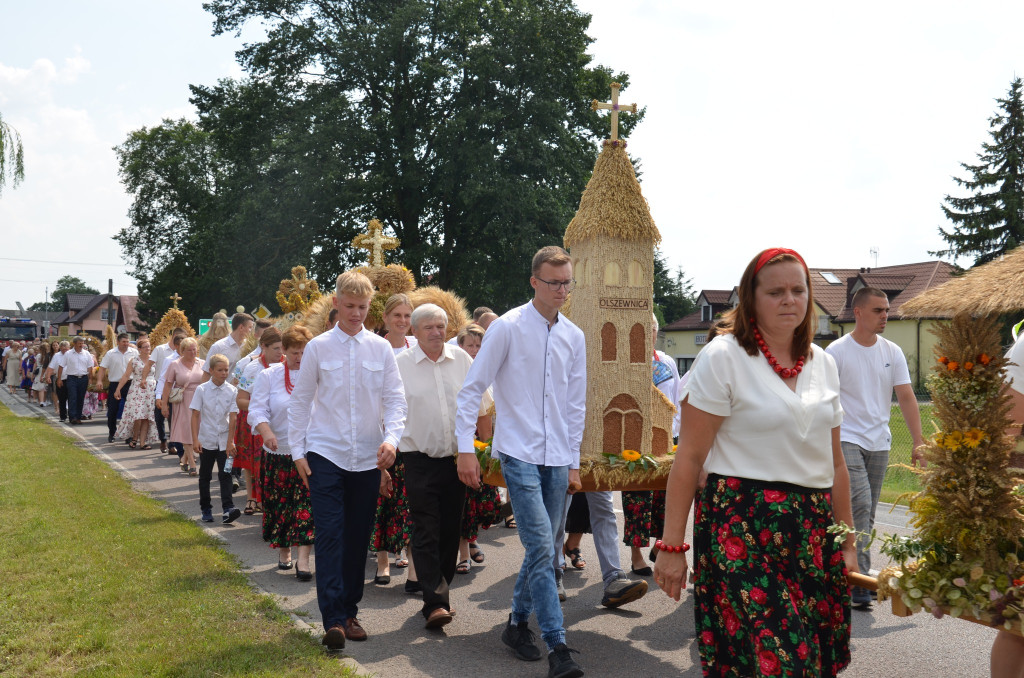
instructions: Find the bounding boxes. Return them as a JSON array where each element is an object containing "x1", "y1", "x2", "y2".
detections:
[{"x1": 456, "y1": 246, "x2": 586, "y2": 678}]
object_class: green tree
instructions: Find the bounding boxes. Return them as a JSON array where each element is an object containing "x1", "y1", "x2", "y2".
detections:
[
  {"x1": 934, "y1": 77, "x2": 1024, "y2": 265},
  {"x1": 0, "y1": 112, "x2": 25, "y2": 196},
  {"x1": 653, "y1": 250, "x2": 696, "y2": 325},
  {"x1": 29, "y1": 275, "x2": 100, "y2": 312},
  {"x1": 116, "y1": 0, "x2": 638, "y2": 313}
]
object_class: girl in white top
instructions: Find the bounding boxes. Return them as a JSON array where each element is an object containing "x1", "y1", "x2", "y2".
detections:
[
  {"x1": 235, "y1": 327, "x2": 283, "y2": 516},
  {"x1": 248, "y1": 324, "x2": 315, "y2": 579},
  {"x1": 654, "y1": 248, "x2": 857, "y2": 678}
]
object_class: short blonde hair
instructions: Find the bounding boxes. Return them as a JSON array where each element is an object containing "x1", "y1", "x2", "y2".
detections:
[
  {"x1": 207, "y1": 353, "x2": 229, "y2": 370},
  {"x1": 384, "y1": 293, "x2": 413, "y2": 317},
  {"x1": 336, "y1": 271, "x2": 374, "y2": 299},
  {"x1": 179, "y1": 337, "x2": 199, "y2": 353}
]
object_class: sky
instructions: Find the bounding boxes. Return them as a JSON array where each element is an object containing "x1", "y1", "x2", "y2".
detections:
[{"x1": 2, "y1": 1, "x2": 1023, "y2": 313}]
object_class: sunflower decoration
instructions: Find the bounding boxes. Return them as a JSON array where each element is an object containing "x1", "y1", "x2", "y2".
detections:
[
  {"x1": 275, "y1": 266, "x2": 322, "y2": 323},
  {"x1": 602, "y1": 448, "x2": 659, "y2": 472}
]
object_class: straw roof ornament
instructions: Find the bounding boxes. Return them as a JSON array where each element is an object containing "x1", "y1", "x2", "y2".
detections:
[
  {"x1": 147, "y1": 292, "x2": 196, "y2": 346},
  {"x1": 565, "y1": 84, "x2": 659, "y2": 248},
  {"x1": 900, "y1": 245, "x2": 1024, "y2": 317},
  {"x1": 352, "y1": 219, "x2": 400, "y2": 268},
  {"x1": 276, "y1": 265, "x2": 322, "y2": 314}
]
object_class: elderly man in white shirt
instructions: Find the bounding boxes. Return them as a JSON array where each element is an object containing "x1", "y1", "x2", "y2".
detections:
[
  {"x1": 205, "y1": 313, "x2": 254, "y2": 376},
  {"x1": 455, "y1": 246, "x2": 586, "y2": 677},
  {"x1": 288, "y1": 271, "x2": 406, "y2": 651},
  {"x1": 99, "y1": 332, "x2": 139, "y2": 443},
  {"x1": 46, "y1": 341, "x2": 70, "y2": 421},
  {"x1": 397, "y1": 303, "x2": 493, "y2": 630}
]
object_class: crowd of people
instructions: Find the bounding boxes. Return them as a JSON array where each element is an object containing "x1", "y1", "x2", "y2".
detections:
[{"x1": 4, "y1": 243, "x2": 1022, "y2": 678}]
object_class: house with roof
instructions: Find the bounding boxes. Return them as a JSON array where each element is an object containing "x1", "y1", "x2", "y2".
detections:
[
  {"x1": 659, "y1": 260, "x2": 956, "y2": 389},
  {"x1": 53, "y1": 294, "x2": 145, "y2": 339}
]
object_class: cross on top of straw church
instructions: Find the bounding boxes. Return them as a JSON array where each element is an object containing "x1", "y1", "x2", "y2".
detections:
[
  {"x1": 352, "y1": 219, "x2": 400, "y2": 268},
  {"x1": 591, "y1": 82, "x2": 638, "y2": 143},
  {"x1": 169, "y1": 292, "x2": 182, "y2": 309}
]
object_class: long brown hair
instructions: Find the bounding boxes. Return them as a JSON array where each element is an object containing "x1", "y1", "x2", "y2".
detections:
[{"x1": 719, "y1": 250, "x2": 815, "y2": 360}]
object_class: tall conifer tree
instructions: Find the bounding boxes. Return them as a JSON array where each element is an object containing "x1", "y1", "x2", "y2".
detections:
[{"x1": 934, "y1": 77, "x2": 1024, "y2": 265}]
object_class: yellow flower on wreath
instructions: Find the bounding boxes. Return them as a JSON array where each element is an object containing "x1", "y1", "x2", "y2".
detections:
[
  {"x1": 622, "y1": 449, "x2": 642, "y2": 462},
  {"x1": 963, "y1": 429, "x2": 986, "y2": 449},
  {"x1": 944, "y1": 431, "x2": 964, "y2": 451}
]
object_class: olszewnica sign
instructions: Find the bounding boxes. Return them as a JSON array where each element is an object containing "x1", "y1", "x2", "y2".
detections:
[{"x1": 599, "y1": 298, "x2": 650, "y2": 310}]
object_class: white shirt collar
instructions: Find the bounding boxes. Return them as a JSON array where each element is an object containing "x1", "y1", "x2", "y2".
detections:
[{"x1": 412, "y1": 342, "x2": 453, "y2": 364}]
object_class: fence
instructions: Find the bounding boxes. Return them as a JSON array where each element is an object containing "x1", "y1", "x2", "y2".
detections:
[{"x1": 880, "y1": 397, "x2": 934, "y2": 505}]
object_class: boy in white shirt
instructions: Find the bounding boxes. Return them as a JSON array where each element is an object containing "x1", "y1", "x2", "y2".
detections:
[
  {"x1": 191, "y1": 353, "x2": 241, "y2": 524},
  {"x1": 288, "y1": 271, "x2": 407, "y2": 650}
]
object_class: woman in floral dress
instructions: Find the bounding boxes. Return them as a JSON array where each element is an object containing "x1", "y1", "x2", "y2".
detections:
[
  {"x1": 455, "y1": 324, "x2": 500, "y2": 573},
  {"x1": 114, "y1": 337, "x2": 157, "y2": 448},
  {"x1": 235, "y1": 327, "x2": 283, "y2": 515},
  {"x1": 371, "y1": 294, "x2": 416, "y2": 585},
  {"x1": 249, "y1": 325, "x2": 315, "y2": 580},
  {"x1": 655, "y1": 248, "x2": 857, "y2": 677}
]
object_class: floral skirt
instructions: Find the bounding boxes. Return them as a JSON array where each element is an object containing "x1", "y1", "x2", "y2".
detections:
[
  {"x1": 461, "y1": 481, "x2": 502, "y2": 542},
  {"x1": 233, "y1": 409, "x2": 263, "y2": 501},
  {"x1": 260, "y1": 451, "x2": 314, "y2": 548},
  {"x1": 622, "y1": 490, "x2": 666, "y2": 548},
  {"x1": 369, "y1": 456, "x2": 410, "y2": 553},
  {"x1": 694, "y1": 474, "x2": 851, "y2": 678}
]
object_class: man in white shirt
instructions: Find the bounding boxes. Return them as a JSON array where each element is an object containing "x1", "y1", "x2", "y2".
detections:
[
  {"x1": 397, "y1": 303, "x2": 492, "y2": 630},
  {"x1": 288, "y1": 271, "x2": 406, "y2": 650},
  {"x1": 206, "y1": 313, "x2": 254, "y2": 376},
  {"x1": 826, "y1": 287, "x2": 925, "y2": 609},
  {"x1": 455, "y1": 246, "x2": 586, "y2": 677},
  {"x1": 152, "y1": 328, "x2": 187, "y2": 452},
  {"x1": 46, "y1": 341, "x2": 70, "y2": 421},
  {"x1": 99, "y1": 333, "x2": 139, "y2": 443},
  {"x1": 190, "y1": 353, "x2": 241, "y2": 524},
  {"x1": 63, "y1": 336, "x2": 95, "y2": 425}
]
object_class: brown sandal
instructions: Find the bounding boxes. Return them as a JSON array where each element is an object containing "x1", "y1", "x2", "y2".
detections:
[{"x1": 244, "y1": 499, "x2": 257, "y2": 515}]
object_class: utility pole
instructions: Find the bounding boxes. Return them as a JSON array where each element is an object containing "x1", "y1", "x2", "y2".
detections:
[
  {"x1": 44, "y1": 286, "x2": 48, "y2": 336},
  {"x1": 106, "y1": 279, "x2": 114, "y2": 333}
]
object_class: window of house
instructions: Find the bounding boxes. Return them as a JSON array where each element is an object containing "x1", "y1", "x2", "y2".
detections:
[
  {"x1": 701, "y1": 304, "x2": 712, "y2": 322},
  {"x1": 100, "y1": 309, "x2": 109, "y2": 321},
  {"x1": 818, "y1": 314, "x2": 830, "y2": 335}
]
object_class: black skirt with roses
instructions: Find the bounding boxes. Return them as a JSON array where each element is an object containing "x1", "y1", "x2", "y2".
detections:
[
  {"x1": 260, "y1": 451, "x2": 314, "y2": 548},
  {"x1": 693, "y1": 474, "x2": 851, "y2": 677}
]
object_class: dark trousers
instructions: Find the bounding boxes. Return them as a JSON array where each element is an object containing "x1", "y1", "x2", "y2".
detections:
[
  {"x1": 403, "y1": 451, "x2": 466, "y2": 617},
  {"x1": 306, "y1": 452, "x2": 380, "y2": 631},
  {"x1": 107, "y1": 380, "x2": 131, "y2": 437},
  {"x1": 66, "y1": 375, "x2": 88, "y2": 421},
  {"x1": 199, "y1": 448, "x2": 235, "y2": 512},
  {"x1": 54, "y1": 377, "x2": 68, "y2": 420},
  {"x1": 155, "y1": 402, "x2": 167, "y2": 441}
]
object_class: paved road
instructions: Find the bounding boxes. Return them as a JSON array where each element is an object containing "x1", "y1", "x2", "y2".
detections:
[{"x1": 3, "y1": 389, "x2": 995, "y2": 677}]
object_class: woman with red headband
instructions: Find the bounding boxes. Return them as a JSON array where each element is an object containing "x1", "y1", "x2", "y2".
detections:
[{"x1": 654, "y1": 248, "x2": 857, "y2": 677}]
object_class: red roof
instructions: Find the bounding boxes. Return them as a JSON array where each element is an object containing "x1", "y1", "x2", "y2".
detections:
[{"x1": 809, "y1": 261, "x2": 956, "y2": 322}]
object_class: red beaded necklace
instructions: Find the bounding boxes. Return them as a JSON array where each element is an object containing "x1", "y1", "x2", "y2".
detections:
[
  {"x1": 260, "y1": 354, "x2": 270, "y2": 369},
  {"x1": 283, "y1": 365, "x2": 294, "y2": 394},
  {"x1": 385, "y1": 332, "x2": 409, "y2": 348},
  {"x1": 752, "y1": 325, "x2": 805, "y2": 379}
]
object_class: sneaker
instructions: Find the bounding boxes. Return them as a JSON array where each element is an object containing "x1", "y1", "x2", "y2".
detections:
[
  {"x1": 601, "y1": 575, "x2": 648, "y2": 609},
  {"x1": 501, "y1": 614, "x2": 542, "y2": 661},
  {"x1": 223, "y1": 507, "x2": 241, "y2": 524},
  {"x1": 547, "y1": 643, "x2": 583, "y2": 678},
  {"x1": 555, "y1": 569, "x2": 567, "y2": 602},
  {"x1": 201, "y1": 510, "x2": 214, "y2": 523}
]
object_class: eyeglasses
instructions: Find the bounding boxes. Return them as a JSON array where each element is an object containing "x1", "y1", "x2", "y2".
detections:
[{"x1": 535, "y1": 276, "x2": 576, "y2": 292}]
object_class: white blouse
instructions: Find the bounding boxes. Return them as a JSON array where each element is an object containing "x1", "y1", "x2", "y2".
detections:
[
  {"x1": 682, "y1": 334, "x2": 843, "y2": 489},
  {"x1": 248, "y1": 363, "x2": 298, "y2": 456}
]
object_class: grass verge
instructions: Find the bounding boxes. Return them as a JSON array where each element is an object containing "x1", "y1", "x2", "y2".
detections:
[{"x1": 0, "y1": 408, "x2": 352, "y2": 677}]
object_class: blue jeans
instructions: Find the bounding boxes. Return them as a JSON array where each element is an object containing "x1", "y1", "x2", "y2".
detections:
[
  {"x1": 306, "y1": 452, "x2": 381, "y2": 631},
  {"x1": 498, "y1": 452, "x2": 568, "y2": 651},
  {"x1": 842, "y1": 441, "x2": 889, "y2": 603},
  {"x1": 66, "y1": 375, "x2": 88, "y2": 421}
]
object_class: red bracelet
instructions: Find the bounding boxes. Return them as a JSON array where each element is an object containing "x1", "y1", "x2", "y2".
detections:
[{"x1": 654, "y1": 539, "x2": 690, "y2": 553}]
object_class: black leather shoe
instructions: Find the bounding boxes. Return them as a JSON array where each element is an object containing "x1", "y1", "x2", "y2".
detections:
[
  {"x1": 404, "y1": 579, "x2": 423, "y2": 594},
  {"x1": 296, "y1": 568, "x2": 313, "y2": 582}
]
